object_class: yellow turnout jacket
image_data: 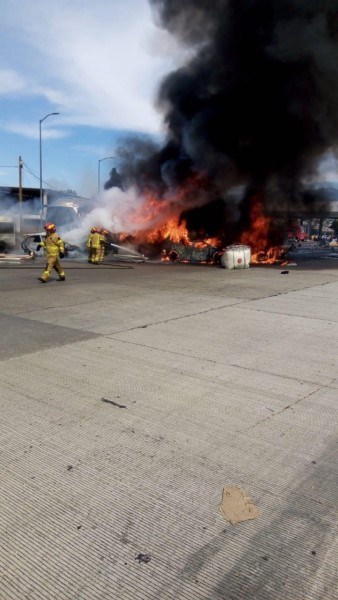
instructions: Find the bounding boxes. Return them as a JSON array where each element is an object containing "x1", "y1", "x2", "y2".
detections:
[{"x1": 41, "y1": 232, "x2": 65, "y2": 258}]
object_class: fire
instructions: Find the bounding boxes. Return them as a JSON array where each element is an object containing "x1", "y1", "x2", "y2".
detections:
[
  {"x1": 146, "y1": 217, "x2": 190, "y2": 245},
  {"x1": 103, "y1": 187, "x2": 287, "y2": 265},
  {"x1": 139, "y1": 192, "x2": 284, "y2": 264},
  {"x1": 125, "y1": 174, "x2": 209, "y2": 231},
  {"x1": 239, "y1": 196, "x2": 283, "y2": 263},
  {"x1": 145, "y1": 215, "x2": 221, "y2": 251}
]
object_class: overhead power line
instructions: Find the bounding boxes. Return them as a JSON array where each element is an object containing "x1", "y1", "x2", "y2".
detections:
[{"x1": 22, "y1": 162, "x2": 61, "y2": 191}]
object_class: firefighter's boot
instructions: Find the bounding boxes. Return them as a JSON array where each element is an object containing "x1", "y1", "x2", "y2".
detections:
[{"x1": 39, "y1": 268, "x2": 50, "y2": 283}]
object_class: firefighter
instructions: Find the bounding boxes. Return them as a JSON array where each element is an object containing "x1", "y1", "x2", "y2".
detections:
[
  {"x1": 87, "y1": 227, "x2": 101, "y2": 264},
  {"x1": 38, "y1": 223, "x2": 66, "y2": 283},
  {"x1": 97, "y1": 228, "x2": 105, "y2": 263},
  {"x1": 86, "y1": 227, "x2": 96, "y2": 263},
  {"x1": 99, "y1": 228, "x2": 109, "y2": 263}
]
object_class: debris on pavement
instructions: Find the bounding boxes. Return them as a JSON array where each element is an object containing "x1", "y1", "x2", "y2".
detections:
[
  {"x1": 135, "y1": 553, "x2": 151, "y2": 564},
  {"x1": 67, "y1": 465, "x2": 73, "y2": 471},
  {"x1": 280, "y1": 260, "x2": 297, "y2": 267},
  {"x1": 0, "y1": 253, "x2": 35, "y2": 263},
  {"x1": 280, "y1": 270, "x2": 289, "y2": 274},
  {"x1": 101, "y1": 397, "x2": 127, "y2": 409},
  {"x1": 220, "y1": 486, "x2": 259, "y2": 525}
]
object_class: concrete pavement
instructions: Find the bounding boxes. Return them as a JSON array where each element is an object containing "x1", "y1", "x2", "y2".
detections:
[{"x1": 1, "y1": 258, "x2": 338, "y2": 599}]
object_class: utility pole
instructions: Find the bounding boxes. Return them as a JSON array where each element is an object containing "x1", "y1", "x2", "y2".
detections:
[{"x1": 18, "y1": 156, "x2": 23, "y2": 233}]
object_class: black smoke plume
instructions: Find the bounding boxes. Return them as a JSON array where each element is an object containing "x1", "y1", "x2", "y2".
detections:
[{"x1": 117, "y1": 0, "x2": 338, "y2": 238}]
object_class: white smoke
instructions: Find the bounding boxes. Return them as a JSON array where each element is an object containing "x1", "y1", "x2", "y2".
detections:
[
  {"x1": 0, "y1": 196, "x2": 43, "y2": 254},
  {"x1": 59, "y1": 186, "x2": 178, "y2": 247}
]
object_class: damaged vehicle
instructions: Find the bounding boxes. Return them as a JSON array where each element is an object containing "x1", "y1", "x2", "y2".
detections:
[
  {"x1": 21, "y1": 232, "x2": 81, "y2": 258},
  {"x1": 161, "y1": 241, "x2": 224, "y2": 264}
]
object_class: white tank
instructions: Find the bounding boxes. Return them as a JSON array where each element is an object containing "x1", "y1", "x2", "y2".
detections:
[{"x1": 221, "y1": 244, "x2": 251, "y2": 269}]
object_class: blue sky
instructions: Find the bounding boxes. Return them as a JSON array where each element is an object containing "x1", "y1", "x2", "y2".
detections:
[{"x1": 0, "y1": 0, "x2": 187, "y2": 198}]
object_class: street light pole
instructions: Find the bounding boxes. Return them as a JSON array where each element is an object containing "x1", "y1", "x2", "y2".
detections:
[
  {"x1": 18, "y1": 156, "x2": 23, "y2": 233},
  {"x1": 39, "y1": 112, "x2": 59, "y2": 225},
  {"x1": 98, "y1": 156, "x2": 115, "y2": 193}
]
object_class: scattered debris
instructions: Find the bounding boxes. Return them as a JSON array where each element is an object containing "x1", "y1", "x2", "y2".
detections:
[
  {"x1": 101, "y1": 397, "x2": 127, "y2": 409},
  {"x1": 262, "y1": 555, "x2": 269, "y2": 561},
  {"x1": 77, "y1": 525, "x2": 82, "y2": 530},
  {"x1": 311, "y1": 550, "x2": 317, "y2": 556},
  {"x1": 280, "y1": 260, "x2": 297, "y2": 267},
  {"x1": 220, "y1": 486, "x2": 259, "y2": 525},
  {"x1": 311, "y1": 460, "x2": 317, "y2": 464},
  {"x1": 280, "y1": 270, "x2": 289, "y2": 275},
  {"x1": 0, "y1": 253, "x2": 35, "y2": 263},
  {"x1": 135, "y1": 553, "x2": 151, "y2": 564},
  {"x1": 67, "y1": 465, "x2": 73, "y2": 471}
]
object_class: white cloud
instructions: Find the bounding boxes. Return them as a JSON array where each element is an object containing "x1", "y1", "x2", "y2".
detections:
[
  {"x1": 2, "y1": 121, "x2": 68, "y2": 141},
  {"x1": 1, "y1": 0, "x2": 184, "y2": 135},
  {"x1": 0, "y1": 69, "x2": 26, "y2": 95}
]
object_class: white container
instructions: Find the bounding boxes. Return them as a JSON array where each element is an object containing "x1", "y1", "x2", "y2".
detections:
[{"x1": 221, "y1": 244, "x2": 251, "y2": 269}]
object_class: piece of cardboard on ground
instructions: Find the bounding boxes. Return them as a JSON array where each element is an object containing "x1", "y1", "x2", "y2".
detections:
[{"x1": 220, "y1": 486, "x2": 260, "y2": 525}]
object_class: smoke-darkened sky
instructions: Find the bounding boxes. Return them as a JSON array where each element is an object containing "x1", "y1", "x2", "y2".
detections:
[{"x1": 118, "y1": 0, "x2": 338, "y2": 220}]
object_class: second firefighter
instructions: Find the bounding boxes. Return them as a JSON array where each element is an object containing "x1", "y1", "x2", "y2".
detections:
[{"x1": 87, "y1": 227, "x2": 101, "y2": 264}]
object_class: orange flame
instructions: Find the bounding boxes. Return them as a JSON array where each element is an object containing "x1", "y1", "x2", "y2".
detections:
[
  {"x1": 239, "y1": 196, "x2": 283, "y2": 263},
  {"x1": 146, "y1": 217, "x2": 191, "y2": 244},
  {"x1": 106, "y1": 186, "x2": 286, "y2": 264},
  {"x1": 146, "y1": 215, "x2": 221, "y2": 249}
]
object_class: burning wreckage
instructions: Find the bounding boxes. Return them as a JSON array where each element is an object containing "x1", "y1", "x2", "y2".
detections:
[
  {"x1": 102, "y1": 0, "x2": 338, "y2": 267},
  {"x1": 105, "y1": 199, "x2": 296, "y2": 267}
]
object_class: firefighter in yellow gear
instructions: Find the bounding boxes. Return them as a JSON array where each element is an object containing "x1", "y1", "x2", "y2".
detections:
[
  {"x1": 98, "y1": 228, "x2": 108, "y2": 263},
  {"x1": 38, "y1": 223, "x2": 66, "y2": 283},
  {"x1": 86, "y1": 227, "x2": 95, "y2": 263},
  {"x1": 103, "y1": 229, "x2": 110, "y2": 258},
  {"x1": 87, "y1": 227, "x2": 101, "y2": 264}
]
